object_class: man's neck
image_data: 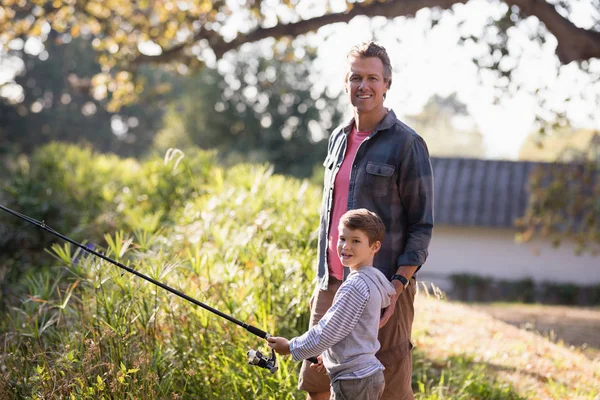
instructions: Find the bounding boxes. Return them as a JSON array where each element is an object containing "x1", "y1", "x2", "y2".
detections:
[{"x1": 353, "y1": 107, "x2": 388, "y2": 132}]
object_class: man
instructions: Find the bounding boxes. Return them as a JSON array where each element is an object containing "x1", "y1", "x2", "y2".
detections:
[{"x1": 299, "y1": 41, "x2": 434, "y2": 400}]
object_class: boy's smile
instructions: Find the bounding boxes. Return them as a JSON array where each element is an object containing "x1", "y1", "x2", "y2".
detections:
[{"x1": 337, "y1": 226, "x2": 381, "y2": 270}]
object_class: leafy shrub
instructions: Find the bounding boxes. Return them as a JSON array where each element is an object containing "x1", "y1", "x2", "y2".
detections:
[
  {"x1": 1, "y1": 143, "x2": 321, "y2": 398},
  {"x1": 0, "y1": 144, "x2": 216, "y2": 305}
]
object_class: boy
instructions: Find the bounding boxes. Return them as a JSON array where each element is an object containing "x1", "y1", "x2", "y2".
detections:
[{"x1": 268, "y1": 208, "x2": 396, "y2": 400}]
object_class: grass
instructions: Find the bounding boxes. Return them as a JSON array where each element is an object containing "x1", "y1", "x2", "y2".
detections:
[
  {"x1": 1, "y1": 143, "x2": 598, "y2": 399},
  {"x1": 470, "y1": 302, "x2": 600, "y2": 360},
  {"x1": 413, "y1": 295, "x2": 600, "y2": 400},
  {"x1": 413, "y1": 353, "x2": 525, "y2": 400}
]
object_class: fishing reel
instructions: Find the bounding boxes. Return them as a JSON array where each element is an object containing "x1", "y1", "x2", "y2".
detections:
[{"x1": 247, "y1": 348, "x2": 278, "y2": 373}]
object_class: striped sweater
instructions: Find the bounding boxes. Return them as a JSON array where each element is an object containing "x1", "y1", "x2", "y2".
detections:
[{"x1": 289, "y1": 267, "x2": 396, "y2": 382}]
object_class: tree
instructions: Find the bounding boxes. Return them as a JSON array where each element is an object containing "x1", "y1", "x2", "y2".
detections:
[
  {"x1": 154, "y1": 47, "x2": 343, "y2": 178},
  {"x1": 0, "y1": 35, "x2": 177, "y2": 156},
  {"x1": 519, "y1": 128, "x2": 599, "y2": 162},
  {"x1": 405, "y1": 94, "x2": 486, "y2": 158},
  {"x1": 2, "y1": 0, "x2": 599, "y2": 111},
  {"x1": 516, "y1": 127, "x2": 599, "y2": 254},
  {"x1": 516, "y1": 134, "x2": 600, "y2": 255}
]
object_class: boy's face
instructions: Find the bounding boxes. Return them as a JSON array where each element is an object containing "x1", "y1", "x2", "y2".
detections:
[{"x1": 337, "y1": 226, "x2": 381, "y2": 270}]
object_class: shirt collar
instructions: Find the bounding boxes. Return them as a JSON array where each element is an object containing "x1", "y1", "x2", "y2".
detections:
[{"x1": 342, "y1": 109, "x2": 397, "y2": 135}]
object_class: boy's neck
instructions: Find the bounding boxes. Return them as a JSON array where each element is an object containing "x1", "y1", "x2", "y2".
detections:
[{"x1": 349, "y1": 260, "x2": 375, "y2": 273}]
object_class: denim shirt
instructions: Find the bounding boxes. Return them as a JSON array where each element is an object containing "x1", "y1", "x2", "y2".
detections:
[{"x1": 317, "y1": 109, "x2": 434, "y2": 290}]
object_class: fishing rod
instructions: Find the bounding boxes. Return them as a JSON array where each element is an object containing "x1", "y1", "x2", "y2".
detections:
[{"x1": 0, "y1": 204, "x2": 318, "y2": 372}]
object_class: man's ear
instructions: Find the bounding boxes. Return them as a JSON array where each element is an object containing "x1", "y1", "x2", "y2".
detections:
[{"x1": 343, "y1": 72, "x2": 349, "y2": 93}]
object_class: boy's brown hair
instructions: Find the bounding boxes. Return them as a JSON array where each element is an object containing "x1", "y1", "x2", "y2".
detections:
[{"x1": 339, "y1": 208, "x2": 386, "y2": 245}]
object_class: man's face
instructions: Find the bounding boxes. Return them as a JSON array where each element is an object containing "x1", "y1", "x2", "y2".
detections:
[{"x1": 345, "y1": 56, "x2": 389, "y2": 116}]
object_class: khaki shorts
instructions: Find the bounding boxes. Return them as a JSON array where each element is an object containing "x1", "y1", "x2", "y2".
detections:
[
  {"x1": 331, "y1": 370, "x2": 385, "y2": 400},
  {"x1": 298, "y1": 276, "x2": 416, "y2": 400}
]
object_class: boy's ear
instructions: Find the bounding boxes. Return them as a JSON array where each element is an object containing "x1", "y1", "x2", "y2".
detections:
[{"x1": 372, "y1": 240, "x2": 381, "y2": 253}]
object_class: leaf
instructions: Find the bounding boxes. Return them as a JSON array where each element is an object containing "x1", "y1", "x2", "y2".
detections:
[{"x1": 70, "y1": 24, "x2": 81, "y2": 37}]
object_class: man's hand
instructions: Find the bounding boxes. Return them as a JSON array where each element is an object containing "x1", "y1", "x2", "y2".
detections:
[
  {"x1": 267, "y1": 336, "x2": 291, "y2": 355},
  {"x1": 379, "y1": 292, "x2": 398, "y2": 328},
  {"x1": 309, "y1": 355, "x2": 327, "y2": 375}
]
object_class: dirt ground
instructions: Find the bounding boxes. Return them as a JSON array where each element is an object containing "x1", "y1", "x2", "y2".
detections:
[{"x1": 471, "y1": 303, "x2": 600, "y2": 360}]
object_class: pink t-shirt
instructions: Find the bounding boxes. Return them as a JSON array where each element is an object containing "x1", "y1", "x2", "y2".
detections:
[{"x1": 327, "y1": 127, "x2": 371, "y2": 280}]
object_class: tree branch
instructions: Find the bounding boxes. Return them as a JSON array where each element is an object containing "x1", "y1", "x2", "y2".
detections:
[
  {"x1": 211, "y1": 0, "x2": 468, "y2": 59},
  {"x1": 136, "y1": 0, "x2": 467, "y2": 64},
  {"x1": 133, "y1": 29, "x2": 220, "y2": 65},
  {"x1": 506, "y1": 0, "x2": 600, "y2": 63},
  {"x1": 132, "y1": 0, "x2": 600, "y2": 66}
]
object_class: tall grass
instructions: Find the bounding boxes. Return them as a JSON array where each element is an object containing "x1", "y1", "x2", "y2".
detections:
[
  {"x1": 1, "y1": 144, "x2": 319, "y2": 398},
  {"x1": 0, "y1": 143, "x2": 526, "y2": 399}
]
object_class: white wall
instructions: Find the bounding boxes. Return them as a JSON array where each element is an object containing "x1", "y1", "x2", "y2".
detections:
[{"x1": 419, "y1": 225, "x2": 600, "y2": 291}]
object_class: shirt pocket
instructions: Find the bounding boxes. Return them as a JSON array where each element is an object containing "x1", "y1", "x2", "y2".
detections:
[{"x1": 366, "y1": 162, "x2": 395, "y2": 197}]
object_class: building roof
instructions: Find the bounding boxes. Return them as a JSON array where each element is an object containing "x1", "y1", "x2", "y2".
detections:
[{"x1": 431, "y1": 157, "x2": 544, "y2": 228}]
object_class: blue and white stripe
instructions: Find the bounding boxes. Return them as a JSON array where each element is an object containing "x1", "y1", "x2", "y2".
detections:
[{"x1": 289, "y1": 277, "x2": 369, "y2": 361}]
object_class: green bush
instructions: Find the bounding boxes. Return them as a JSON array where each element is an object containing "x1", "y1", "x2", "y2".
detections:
[
  {"x1": 1, "y1": 143, "x2": 321, "y2": 398},
  {"x1": 0, "y1": 144, "x2": 218, "y2": 305}
]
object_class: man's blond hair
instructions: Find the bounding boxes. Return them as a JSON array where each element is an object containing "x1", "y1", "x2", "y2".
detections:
[{"x1": 346, "y1": 41, "x2": 393, "y2": 89}]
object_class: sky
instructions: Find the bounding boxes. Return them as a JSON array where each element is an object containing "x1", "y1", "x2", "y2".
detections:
[{"x1": 2, "y1": 0, "x2": 600, "y2": 160}]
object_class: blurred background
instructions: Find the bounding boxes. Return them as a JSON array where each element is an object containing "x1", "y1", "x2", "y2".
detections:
[
  {"x1": 0, "y1": 1, "x2": 599, "y2": 398},
  {"x1": 2, "y1": 0, "x2": 598, "y2": 301}
]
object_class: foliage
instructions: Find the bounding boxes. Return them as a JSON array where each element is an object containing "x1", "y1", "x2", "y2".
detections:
[
  {"x1": 448, "y1": 274, "x2": 600, "y2": 305},
  {"x1": 516, "y1": 138, "x2": 600, "y2": 255},
  {"x1": 0, "y1": 36, "x2": 176, "y2": 156},
  {"x1": 3, "y1": 0, "x2": 599, "y2": 254},
  {"x1": 1, "y1": 143, "x2": 321, "y2": 398},
  {"x1": 0, "y1": 143, "x2": 217, "y2": 306},
  {"x1": 518, "y1": 129, "x2": 600, "y2": 162},
  {"x1": 154, "y1": 47, "x2": 342, "y2": 178},
  {"x1": 0, "y1": 36, "x2": 340, "y2": 178},
  {"x1": 405, "y1": 94, "x2": 485, "y2": 159},
  {"x1": 2, "y1": 0, "x2": 599, "y2": 110}
]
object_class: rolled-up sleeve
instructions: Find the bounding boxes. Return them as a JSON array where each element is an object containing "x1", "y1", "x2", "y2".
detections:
[{"x1": 396, "y1": 136, "x2": 434, "y2": 267}]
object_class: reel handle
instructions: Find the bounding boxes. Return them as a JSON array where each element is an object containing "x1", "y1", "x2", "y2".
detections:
[
  {"x1": 247, "y1": 349, "x2": 319, "y2": 373},
  {"x1": 247, "y1": 348, "x2": 278, "y2": 373}
]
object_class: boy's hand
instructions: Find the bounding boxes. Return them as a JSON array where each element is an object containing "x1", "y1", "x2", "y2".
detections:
[
  {"x1": 309, "y1": 354, "x2": 327, "y2": 375},
  {"x1": 267, "y1": 336, "x2": 291, "y2": 355},
  {"x1": 380, "y1": 292, "x2": 398, "y2": 328}
]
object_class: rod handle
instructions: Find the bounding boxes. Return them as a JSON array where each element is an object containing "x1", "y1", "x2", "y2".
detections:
[{"x1": 245, "y1": 324, "x2": 269, "y2": 339}]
